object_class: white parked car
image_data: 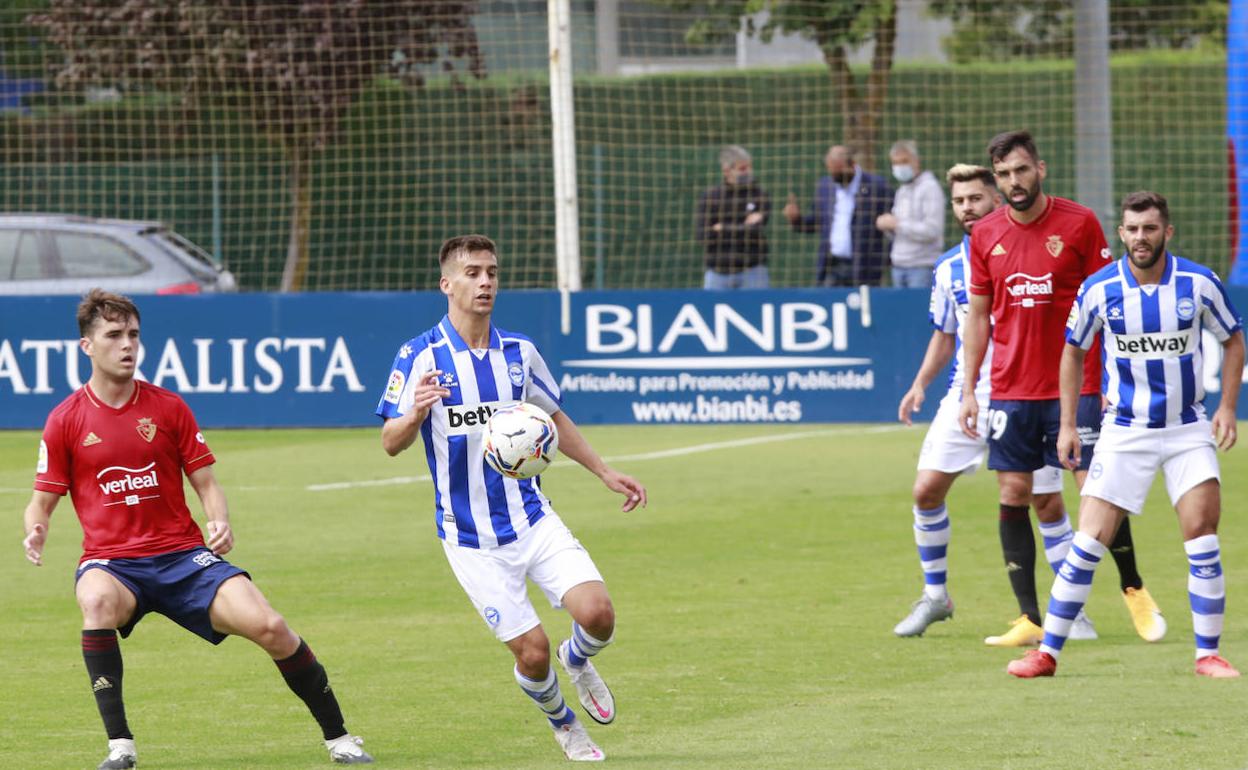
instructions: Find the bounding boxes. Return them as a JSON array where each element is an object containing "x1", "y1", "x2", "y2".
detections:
[{"x1": 0, "y1": 214, "x2": 237, "y2": 295}]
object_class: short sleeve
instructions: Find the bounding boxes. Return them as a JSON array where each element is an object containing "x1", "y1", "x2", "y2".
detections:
[
  {"x1": 1065, "y1": 281, "x2": 1102, "y2": 350},
  {"x1": 524, "y1": 343, "x2": 563, "y2": 416},
  {"x1": 929, "y1": 266, "x2": 956, "y2": 334},
  {"x1": 33, "y1": 411, "x2": 71, "y2": 496},
  {"x1": 1080, "y1": 214, "x2": 1112, "y2": 279},
  {"x1": 1199, "y1": 272, "x2": 1245, "y2": 342},
  {"x1": 376, "y1": 340, "x2": 422, "y2": 420},
  {"x1": 968, "y1": 229, "x2": 991, "y2": 295},
  {"x1": 176, "y1": 397, "x2": 215, "y2": 474}
]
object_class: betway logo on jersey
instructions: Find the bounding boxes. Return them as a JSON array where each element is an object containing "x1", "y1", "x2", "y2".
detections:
[
  {"x1": 445, "y1": 400, "x2": 518, "y2": 435},
  {"x1": 1004, "y1": 272, "x2": 1053, "y2": 307},
  {"x1": 96, "y1": 462, "x2": 159, "y2": 496},
  {"x1": 1110, "y1": 329, "x2": 1197, "y2": 359}
]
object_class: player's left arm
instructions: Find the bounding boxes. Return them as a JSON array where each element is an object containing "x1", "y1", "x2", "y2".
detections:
[
  {"x1": 187, "y1": 466, "x2": 233, "y2": 555},
  {"x1": 549, "y1": 410, "x2": 647, "y2": 513},
  {"x1": 1212, "y1": 330, "x2": 1245, "y2": 451}
]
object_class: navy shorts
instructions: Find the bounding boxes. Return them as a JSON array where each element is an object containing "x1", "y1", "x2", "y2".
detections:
[
  {"x1": 75, "y1": 547, "x2": 248, "y2": 644},
  {"x1": 986, "y1": 395, "x2": 1102, "y2": 473}
]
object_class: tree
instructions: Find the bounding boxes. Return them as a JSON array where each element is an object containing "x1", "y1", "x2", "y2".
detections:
[
  {"x1": 930, "y1": 0, "x2": 1227, "y2": 63},
  {"x1": 31, "y1": 0, "x2": 485, "y2": 291},
  {"x1": 658, "y1": 0, "x2": 897, "y2": 168}
]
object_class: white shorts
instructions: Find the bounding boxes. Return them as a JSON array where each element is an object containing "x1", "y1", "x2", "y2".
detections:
[
  {"x1": 441, "y1": 514, "x2": 604, "y2": 643},
  {"x1": 918, "y1": 395, "x2": 1063, "y2": 495},
  {"x1": 1081, "y1": 419, "x2": 1220, "y2": 515}
]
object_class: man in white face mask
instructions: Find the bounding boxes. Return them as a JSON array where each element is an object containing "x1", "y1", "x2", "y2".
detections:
[{"x1": 877, "y1": 140, "x2": 946, "y2": 288}]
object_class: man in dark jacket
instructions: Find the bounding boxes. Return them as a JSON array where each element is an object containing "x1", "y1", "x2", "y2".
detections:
[
  {"x1": 696, "y1": 145, "x2": 771, "y2": 289},
  {"x1": 783, "y1": 145, "x2": 893, "y2": 286}
]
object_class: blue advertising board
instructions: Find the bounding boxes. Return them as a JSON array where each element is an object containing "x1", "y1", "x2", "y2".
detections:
[{"x1": 1, "y1": 288, "x2": 1246, "y2": 428}]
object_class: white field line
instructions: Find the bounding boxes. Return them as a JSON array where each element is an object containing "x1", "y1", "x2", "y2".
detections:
[{"x1": 304, "y1": 424, "x2": 903, "y2": 492}]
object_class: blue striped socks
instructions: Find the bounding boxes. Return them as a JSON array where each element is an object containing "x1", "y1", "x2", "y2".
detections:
[
  {"x1": 913, "y1": 504, "x2": 950, "y2": 600},
  {"x1": 1038, "y1": 515, "x2": 1074, "y2": 575},
  {"x1": 563, "y1": 623, "x2": 612, "y2": 669},
  {"x1": 514, "y1": 666, "x2": 576, "y2": 728},
  {"x1": 1186, "y1": 534, "x2": 1225, "y2": 659},
  {"x1": 1039, "y1": 532, "x2": 1105, "y2": 658}
]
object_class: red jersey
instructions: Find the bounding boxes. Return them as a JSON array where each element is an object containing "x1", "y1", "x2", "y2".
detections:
[
  {"x1": 969, "y1": 196, "x2": 1109, "y2": 399},
  {"x1": 35, "y1": 381, "x2": 215, "y2": 562}
]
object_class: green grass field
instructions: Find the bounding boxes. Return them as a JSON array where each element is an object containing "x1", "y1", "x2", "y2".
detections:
[{"x1": 3, "y1": 423, "x2": 1248, "y2": 769}]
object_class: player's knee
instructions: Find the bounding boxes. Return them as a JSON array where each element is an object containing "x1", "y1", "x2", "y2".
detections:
[
  {"x1": 253, "y1": 610, "x2": 295, "y2": 650},
  {"x1": 77, "y1": 590, "x2": 123, "y2": 625},
  {"x1": 912, "y1": 481, "x2": 943, "y2": 510},
  {"x1": 514, "y1": 641, "x2": 551, "y2": 674},
  {"x1": 581, "y1": 596, "x2": 615, "y2": 637}
]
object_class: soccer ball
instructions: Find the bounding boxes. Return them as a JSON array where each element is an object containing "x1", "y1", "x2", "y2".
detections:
[{"x1": 483, "y1": 402, "x2": 559, "y2": 480}]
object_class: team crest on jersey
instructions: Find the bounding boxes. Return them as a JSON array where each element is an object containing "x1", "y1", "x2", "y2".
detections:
[
  {"x1": 82, "y1": 432, "x2": 102, "y2": 447},
  {"x1": 508, "y1": 362, "x2": 524, "y2": 387},
  {"x1": 1046, "y1": 235, "x2": 1064, "y2": 258},
  {"x1": 136, "y1": 417, "x2": 157, "y2": 443},
  {"x1": 1176, "y1": 297, "x2": 1196, "y2": 321}
]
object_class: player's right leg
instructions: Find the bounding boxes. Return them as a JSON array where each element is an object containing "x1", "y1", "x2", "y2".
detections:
[
  {"x1": 75, "y1": 566, "x2": 140, "y2": 770},
  {"x1": 1008, "y1": 496, "x2": 1123, "y2": 678},
  {"x1": 442, "y1": 534, "x2": 604, "y2": 761},
  {"x1": 895, "y1": 398, "x2": 982, "y2": 637}
]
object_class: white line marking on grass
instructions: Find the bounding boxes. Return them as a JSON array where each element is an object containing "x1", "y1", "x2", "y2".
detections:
[{"x1": 306, "y1": 425, "x2": 903, "y2": 492}]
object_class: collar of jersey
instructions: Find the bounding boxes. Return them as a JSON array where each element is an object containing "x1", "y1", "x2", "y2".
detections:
[
  {"x1": 439, "y1": 315, "x2": 502, "y2": 353},
  {"x1": 1119, "y1": 251, "x2": 1174, "y2": 289},
  {"x1": 83, "y1": 380, "x2": 142, "y2": 413}
]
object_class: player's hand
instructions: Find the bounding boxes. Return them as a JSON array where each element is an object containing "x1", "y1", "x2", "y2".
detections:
[
  {"x1": 958, "y1": 394, "x2": 979, "y2": 438},
  {"x1": 1212, "y1": 407, "x2": 1238, "y2": 451},
  {"x1": 600, "y1": 469, "x2": 647, "y2": 513},
  {"x1": 1056, "y1": 425, "x2": 1081, "y2": 470},
  {"x1": 898, "y1": 384, "x2": 925, "y2": 425},
  {"x1": 783, "y1": 193, "x2": 800, "y2": 224},
  {"x1": 409, "y1": 370, "x2": 452, "y2": 415},
  {"x1": 22, "y1": 522, "x2": 46, "y2": 566},
  {"x1": 206, "y1": 520, "x2": 234, "y2": 555}
]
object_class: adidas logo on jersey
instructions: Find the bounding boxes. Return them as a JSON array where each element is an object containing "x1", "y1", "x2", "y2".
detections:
[
  {"x1": 92, "y1": 676, "x2": 112, "y2": 692},
  {"x1": 82, "y1": 433, "x2": 102, "y2": 447},
  {"x1": 991, "y1": 244, "x2": 1007, "y2": 256}
]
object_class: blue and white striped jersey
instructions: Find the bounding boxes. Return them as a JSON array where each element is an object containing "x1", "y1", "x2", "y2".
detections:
[
  {"x1": 1066, "y1": 253, "x2": 1244, "y2": 429},
  {"x1": 375, "y1": 315, "x2": 563, "y2": 549},
  {"x1": 929, "y1": 235, "x2": 992, "y2": 403}
]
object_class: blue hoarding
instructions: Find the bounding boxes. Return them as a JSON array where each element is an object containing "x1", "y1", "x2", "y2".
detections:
[{"x1": 1, "y1": 289, "x2": 1245, "y2": 428}]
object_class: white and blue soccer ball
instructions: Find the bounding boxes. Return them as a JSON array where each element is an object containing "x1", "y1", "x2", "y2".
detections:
[{"x1": 483, "y1": 402, "x2": 558, "y2": 479}]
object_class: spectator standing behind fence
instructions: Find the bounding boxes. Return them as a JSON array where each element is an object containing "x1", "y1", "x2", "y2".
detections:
[
  {"x1": 876, "y1": 140, "x2": 946, "y2": 287},
  {"x1": 696, "y1": 145, "x2": 771, "y2": 289},
  {"x1": 784, "y1": 145, "x2": 892, "y2": 287}
]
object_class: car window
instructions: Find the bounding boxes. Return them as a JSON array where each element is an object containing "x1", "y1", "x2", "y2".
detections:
[
  {"x1": 0, "y1": 229, "x2": 45, "y2": 280},
  {"x1": 53, "y1": 232, "x2": 147, "y2": 278},
  {"x1": 150, "y1": 230, "x2": 219, "y2": 270}
]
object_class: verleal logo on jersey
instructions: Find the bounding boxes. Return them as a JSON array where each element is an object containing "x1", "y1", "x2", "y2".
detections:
[
  {"x1": 96, "y1": 461, "x2": 160, "y2": 505},
  {"x1": 1003, "y1": 271, "x2": 1053, "y2": 307},
  {"x1": 508, "y1": 362, "x2": 524, "y2": 387},
  {"x1": 1176, "y1": 297, "x2": 1196, "y2": 321},
  {"x1": 383, "y1": 369, "x2": 405, "y2": 404}
]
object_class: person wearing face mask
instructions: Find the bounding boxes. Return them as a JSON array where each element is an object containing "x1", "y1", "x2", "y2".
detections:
[
  {"x1": 876, "y1": 140, "x2": 946, "y2": 288},
  {"x1": 696, "y1": 145, "x2": 772, "y2": 289},
  {"x1": 783, "y1": 144, "x2": 893, "y2": 287}
]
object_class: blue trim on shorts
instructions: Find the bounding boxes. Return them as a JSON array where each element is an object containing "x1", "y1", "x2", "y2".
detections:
[{"x1": 75, "y1": 548, "x2": 248, "y2": 645}]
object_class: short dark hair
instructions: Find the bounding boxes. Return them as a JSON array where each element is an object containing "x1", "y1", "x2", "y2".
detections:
[
  {"x1": 77, "y1": 289, "x2": 139, "y2": 337},
  {"x1": 945, "y1": 163, "x2": 996, "y2": 189},
  {"x1": 1121, "y1": 190, "x2": 1170, "y2": 225},
  {"x1": 439, "y1": 234, "x2": 497, "y2": 269},
  {"x1": 986, "y1": 130, "x2": 1039, "y2": 164}
]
